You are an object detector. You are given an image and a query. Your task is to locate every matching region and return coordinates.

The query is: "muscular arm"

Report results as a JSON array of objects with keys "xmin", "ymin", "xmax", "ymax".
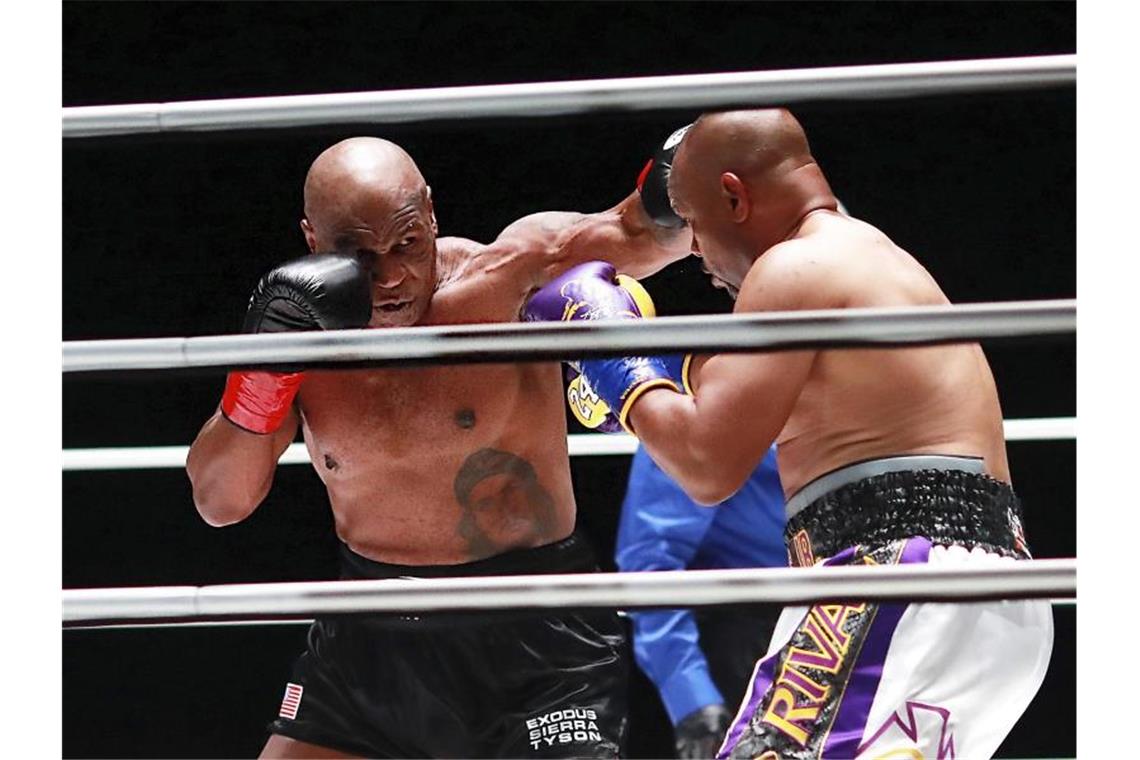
[
  {"xmin": 495, "ymin": 190, "xmax": 693, "ymax": 286},
  {"xmin": 626, "ymin": 246, "xmax": 826, "ymax": 505},
  {"xmin": 185, "ymin": 407, "xmax": 299, "ymax": 526}
]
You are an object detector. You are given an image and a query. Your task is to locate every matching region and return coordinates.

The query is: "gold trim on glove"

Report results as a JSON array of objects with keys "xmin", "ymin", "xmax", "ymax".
[{"xmin": 617, "ymin": 378, "xmax": 680, "ymax": 434}]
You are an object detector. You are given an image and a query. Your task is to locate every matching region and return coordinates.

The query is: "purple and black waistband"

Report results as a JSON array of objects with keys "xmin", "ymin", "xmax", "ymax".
[{"xmin": 784, "ymin": 455, "xmax": 1030, "ymax": 567}]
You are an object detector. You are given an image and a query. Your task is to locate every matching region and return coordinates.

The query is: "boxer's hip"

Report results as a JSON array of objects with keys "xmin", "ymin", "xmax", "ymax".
[
  {"xmin": 338, "ymin": 529, "xmax": 599, "ymax": 580},
  {"xmin": 783, "ymin": 454, "xmax": 1030, "ymax": 567},
  {"xmin": 332, "ymin": 530, "xmax": 605, "ymax": 629}
]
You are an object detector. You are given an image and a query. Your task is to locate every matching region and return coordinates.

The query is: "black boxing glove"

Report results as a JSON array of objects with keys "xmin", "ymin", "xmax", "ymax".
[
  {"xmin": 240, "ymin": 253, "xmax": 372, "ymax": 333},
  {"xmin": 221, "ymin": 254, "xmax": 371, "ymax": 433},
  {"xmin": 636, "ymin": 123, "xmax": 693, "ymax": 229},
  {"xmin": 674, "ymin": 703, "xmax": 732, "ymax": 760}
]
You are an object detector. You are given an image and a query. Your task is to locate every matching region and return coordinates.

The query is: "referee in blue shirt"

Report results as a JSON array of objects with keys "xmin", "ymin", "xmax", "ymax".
[{"xmin": 616, "ymin": 444, "xmax": 786, "ymax": 759}]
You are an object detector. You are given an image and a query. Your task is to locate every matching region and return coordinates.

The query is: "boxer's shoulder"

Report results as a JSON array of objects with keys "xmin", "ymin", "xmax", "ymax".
[
  {"xmin": 424, "ymin": 237, "xmax": 539, "ymax": 323},
  {"xmin": 494, "ymin": 210, "xmax": 593, "ymax": 248},
  {"xmin": 741, "ymin": 237, "xmax": 846, "ymax": 312},
  {"xmin": 747, "ymin": 219, "xmax": 933, "ymax": 312},
  {"xmin": 801, "ymin": 216, "xmax": 949, "ymax": 307},
  {"xmin": 435, "ymin": 236, "xmax": 484, "ymax": 283},
  {"xmin": 492, "ymin": 209, "xmax": 634, "ymax": 275},
  {"xmin": 798, "ymin": 210, "xmax": 894, "ymax": 258}
]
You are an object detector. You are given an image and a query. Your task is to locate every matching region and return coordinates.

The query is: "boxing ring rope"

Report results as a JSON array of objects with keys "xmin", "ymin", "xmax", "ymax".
[
  {"xmin": 71, "ymin": 602, "xmax": 1075, "ymax": 632},
  {"xmin": 63, "ymin": 559, "xmax": 1075, "ymax": 626},
  {"xmin": 61, "ymin": 417, "xmax": 1075, "ymax": 471},
  {"xmin": 62, "ymin": 54, "xmax": 1075, "ymax": 138},
  {"xmin": 63, "ymin": 299, "xmax": 1075, "ymax": 374}
]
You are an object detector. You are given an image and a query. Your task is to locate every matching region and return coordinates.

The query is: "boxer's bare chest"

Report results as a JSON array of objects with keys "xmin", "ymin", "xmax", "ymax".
[
  {"xmin": 292, "ymin": 261, "xmax": 576, "ymax": 561},
  {"xmin": 294, "ymin": 246, "xmax": 562, "ymax": 481},
  {"xmin": 297, "ymin": 362, "xmax": 528, "ymax": 469}
]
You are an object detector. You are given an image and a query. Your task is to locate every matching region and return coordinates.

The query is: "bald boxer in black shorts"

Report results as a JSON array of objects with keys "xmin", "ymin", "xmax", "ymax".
[{"xmin": 187, "ymin": 130, "xmax": 694, "ymax": 758}]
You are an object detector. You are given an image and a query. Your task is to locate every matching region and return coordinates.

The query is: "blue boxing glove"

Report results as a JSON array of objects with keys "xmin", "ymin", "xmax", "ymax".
[
  {"xmin": 566, "ymin": 351, "xmax": 693, "ymax": 433},
  {"xmin": 524, "ymin": 261, "xmax": 690, "ymax": 432},
  {"xmin": 564, "ymin": 366, "xmax": 625, "ymax": 433}
]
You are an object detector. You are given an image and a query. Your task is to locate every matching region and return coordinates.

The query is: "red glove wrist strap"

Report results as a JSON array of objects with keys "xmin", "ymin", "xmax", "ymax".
[{"xmin": 220, "ymin": 371, "xmax": 303, "ymax": 434}]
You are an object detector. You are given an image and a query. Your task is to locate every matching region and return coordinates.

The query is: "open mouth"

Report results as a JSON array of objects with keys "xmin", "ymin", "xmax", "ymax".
[
  {"xmin": 373, "ymin": 299, "xmax": 412, "ymax": 314},
  {"xmin": 370, "ymin": 298, "xmax": 417, "ymax": 326}
]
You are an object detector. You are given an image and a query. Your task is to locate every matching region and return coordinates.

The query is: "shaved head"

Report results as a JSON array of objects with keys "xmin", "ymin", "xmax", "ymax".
[
  {"xmin": 304, "ymin": 137, "xmax": 428, "ymax": 231},
  {"xmin": 668, "ymin": 109, "xmax": 836, "ymax": 289},
  {"xmin": 675, "ymin": 109, "xmax": 815, "ymax": 189},
  {"xmin": 299, "ymin": 137, "xmax": 440, "ymax": 328}
]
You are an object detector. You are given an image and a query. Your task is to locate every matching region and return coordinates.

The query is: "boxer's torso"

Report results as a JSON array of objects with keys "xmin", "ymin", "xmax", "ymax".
[
  {"xmin": 769, "ymin": 213, "xmax": 1009, "ymax": 496},
  {"xmin": 295, "ymin": 236, "xmax": 576, "ymax": 565}
]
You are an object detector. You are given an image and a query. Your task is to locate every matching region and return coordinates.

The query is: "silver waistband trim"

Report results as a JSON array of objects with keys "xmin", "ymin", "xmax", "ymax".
[{"xmin": 785, "ymin": 455, "xmax": 986, "ymax": 520}]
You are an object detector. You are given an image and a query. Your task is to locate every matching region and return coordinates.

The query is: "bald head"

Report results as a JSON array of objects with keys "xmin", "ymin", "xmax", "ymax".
[
  {"xmin": 673, "ymin": 109, "xmax": 817, "ymax": 196},
  {"xmin": 668, "ymin": 109, "xmax": 836, "ymax": 288},
  {"xmin": 303, "ymin": 137, "xmax": 428, "ymax": 230},
  {"xmin": 298, "ymin": 137, "xmax": 441, "ymax": 328}
]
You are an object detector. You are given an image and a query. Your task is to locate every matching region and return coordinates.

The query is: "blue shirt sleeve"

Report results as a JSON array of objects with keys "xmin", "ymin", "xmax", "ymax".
[{"xmin": 615, "ymin": 448, "xmax": 725, "ymax": 725}]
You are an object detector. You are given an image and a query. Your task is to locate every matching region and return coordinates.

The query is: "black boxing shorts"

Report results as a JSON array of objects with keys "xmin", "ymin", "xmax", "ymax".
[{"xmin": 267, "ymin": 532, "xmax": 629, "ymax": 758}]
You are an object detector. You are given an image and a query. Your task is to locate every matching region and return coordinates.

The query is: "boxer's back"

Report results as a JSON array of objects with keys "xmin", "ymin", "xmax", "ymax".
[
  {"xmin": 295, "ymin": 236, "xmax": 577, "ymax": 565},
  {"xmin": 770, "ymin": 212, "xmax": 1009, "ymax": 495}
]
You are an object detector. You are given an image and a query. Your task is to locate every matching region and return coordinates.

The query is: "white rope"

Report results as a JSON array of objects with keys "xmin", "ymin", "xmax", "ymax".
[
  {"xmin": 999, "ymin": 416, "xmax": 1076, "ymax": 441},
  {"xmin": 62, "ymin": 300, "xmax": 1075, "ymax": 374},
  {"xmin": 61, "ymin": 417, "xmax": 1075, "ymax": 471},
  {"xmin": 63, "ymin": 559, "xmax": 1074, "ymax": 624},
  {"xmin": 65, "ymin": 596, "xmax": 1078, "ymax": 631},
  {"xmin": 62, "ymin": 55, "xmax": 1075, "ymax": 138}
]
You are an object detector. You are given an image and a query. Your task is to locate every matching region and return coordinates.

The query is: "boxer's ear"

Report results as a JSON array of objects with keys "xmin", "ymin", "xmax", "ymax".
[
  {"xmin": 719, "ymin": 172, "xmax": 750, "ymax": 223},
  {"xmin": 300, "ymin": 218, "xmax": 318, "ymax": 253},
  {"xmin": 425, "ymin": 185, "xmax": 439, "ymax": 235}
]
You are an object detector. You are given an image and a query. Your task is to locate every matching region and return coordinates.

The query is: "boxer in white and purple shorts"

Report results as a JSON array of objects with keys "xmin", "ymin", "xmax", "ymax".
[{"xmin": 717, "ymin": 456, "xmax": 1054, "ymax": 760}]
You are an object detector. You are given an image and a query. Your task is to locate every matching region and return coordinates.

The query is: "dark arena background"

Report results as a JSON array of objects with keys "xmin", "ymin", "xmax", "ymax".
[{"xmin": 62, "ymin": 3, "xmax": 1075, "ymax": 758}]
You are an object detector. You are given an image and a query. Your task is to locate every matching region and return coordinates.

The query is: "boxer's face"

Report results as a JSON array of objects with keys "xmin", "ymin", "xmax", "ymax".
[
  {"xmin": 304, "ymin": 186, "xmax": 439, "ymax": 328},
  {"xmin": 688, "ymin": 229, "xmax": 742, "ymax": 300},
  {"xmin": 669, "ymin": 161, "xmax": 746, "ymax": 297}
]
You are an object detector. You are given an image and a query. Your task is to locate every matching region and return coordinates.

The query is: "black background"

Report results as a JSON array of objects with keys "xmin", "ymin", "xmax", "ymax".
[{"xmin": 62, "ymin": 3, "xmax": 1075, "ymax": 758}]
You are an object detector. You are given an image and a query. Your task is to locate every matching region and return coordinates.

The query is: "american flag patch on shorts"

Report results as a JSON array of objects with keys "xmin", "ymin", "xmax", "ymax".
[{"xmin": 278, "ymin": 683, "xmax": 303, "ymax": 720}]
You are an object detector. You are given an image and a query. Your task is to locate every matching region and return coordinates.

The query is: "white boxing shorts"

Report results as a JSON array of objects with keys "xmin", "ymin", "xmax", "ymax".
[{"xmin": 717, "ymin": 537, "xmax": 1053, "ymax": 759}]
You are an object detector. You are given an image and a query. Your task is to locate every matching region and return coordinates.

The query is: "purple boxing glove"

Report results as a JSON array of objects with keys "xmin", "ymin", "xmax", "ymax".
[{"xmin": 524, "ymin": 261, "xmax": 681, "ymax": 432}]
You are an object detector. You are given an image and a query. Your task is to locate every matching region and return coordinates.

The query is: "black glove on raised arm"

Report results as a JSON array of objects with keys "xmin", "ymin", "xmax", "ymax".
[
  {"xmin": 220, "ymin": 253, "xmax": 371, "ymax": 434},
  {"xmin": 636, "ymin": 123, "xmax": 693, "ymax": 229}
]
